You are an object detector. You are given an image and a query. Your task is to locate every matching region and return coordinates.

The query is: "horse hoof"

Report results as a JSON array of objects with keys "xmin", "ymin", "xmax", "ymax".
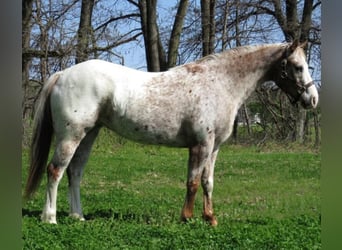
[
  {"xmin": 180, "ymin": 217, "xmax": 189, "ymax": 223},
  {"xmin": 69, "ymin": 213, "xmax": 85, "ymax": 221},
  {"xmin": 203, "ymin": 214, "xmax": 218, "ymax": 226},
  {"xmin": 41, "ymin": 213, "xmax": 57, "ymax": 224},
  {"xmin": 210, "ymin": 218, "xmax": 218, "ymax": 227}
]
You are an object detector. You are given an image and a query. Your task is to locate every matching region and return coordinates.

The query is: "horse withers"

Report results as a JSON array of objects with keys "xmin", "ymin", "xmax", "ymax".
[{"xmin": 24, "ymin": 41, "xmax": 318, "ymax": 225}]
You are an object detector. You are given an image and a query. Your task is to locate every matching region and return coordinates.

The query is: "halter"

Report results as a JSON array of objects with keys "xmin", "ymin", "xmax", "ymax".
[{"xmin": 279, "ymin": 58, "xmax": 314, "ymax": 104}]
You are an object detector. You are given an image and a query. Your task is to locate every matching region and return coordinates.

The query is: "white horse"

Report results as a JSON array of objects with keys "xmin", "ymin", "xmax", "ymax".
[{"xmin": 24, "ymin": 41, "xmax": 318, "ymax": 226}]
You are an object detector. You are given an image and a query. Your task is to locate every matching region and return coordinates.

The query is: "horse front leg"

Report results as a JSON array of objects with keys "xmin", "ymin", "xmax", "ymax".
[
  {"xmin": 181, "ymin": 145, "xmax": 202, "ymax": 222},
  {"xmin": 181, "ymin": 140, "xmax": 214, "ymax": 223},
  {"xmin": 201, "ymin": 149, "xmax": 219, "ymax": 226}
]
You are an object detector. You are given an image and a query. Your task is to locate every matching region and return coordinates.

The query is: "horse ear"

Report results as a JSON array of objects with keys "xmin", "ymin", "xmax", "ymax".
[
  {"xmin": 299, "ymin": 40, "xmax": 308, "ymax": 48},
  {"xmin": 289, "ymin": 40, "xmax": 299, "ymax": 53}
]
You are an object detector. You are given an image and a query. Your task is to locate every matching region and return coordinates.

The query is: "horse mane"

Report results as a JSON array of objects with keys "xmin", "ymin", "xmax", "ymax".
[
  {"xmin": 196, "ymin": 43, "xmax": 289, "ymax": 64},
  {"xmin": 170, "ymin": 43, "xmax": 289, "ymax": 72},
  {"xmin": 208, "ymin": 43, "xmax": 289, "ymax": 62}
]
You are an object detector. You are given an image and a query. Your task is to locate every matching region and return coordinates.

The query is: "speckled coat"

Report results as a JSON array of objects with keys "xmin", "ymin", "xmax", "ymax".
[{"xmin": 25, "ymin": 43, "xmax": 318, "ymax": 225}]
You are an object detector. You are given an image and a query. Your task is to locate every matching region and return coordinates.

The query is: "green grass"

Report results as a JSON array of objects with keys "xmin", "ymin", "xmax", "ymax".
[{"xmin": 22, "ymin": 129, "xmax": 320, "ymax": 249}]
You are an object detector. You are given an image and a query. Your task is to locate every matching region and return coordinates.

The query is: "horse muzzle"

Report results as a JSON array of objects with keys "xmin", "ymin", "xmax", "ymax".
[{"xmin": 299, "ymin": 81, "xmax": 319, "ymax": 109}]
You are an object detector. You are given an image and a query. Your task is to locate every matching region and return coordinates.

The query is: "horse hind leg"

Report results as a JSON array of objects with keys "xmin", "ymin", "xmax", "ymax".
[
  {"xmin": 67, "ymin": 126, "xmax": 100, "ymax": 221},
  {"xmin": 201, "ymin": 148, "xmax": 219, "ymax": 226},
  {"xmin": 41, "ymin": 137, "xmax": 84, "ymax": 224}
]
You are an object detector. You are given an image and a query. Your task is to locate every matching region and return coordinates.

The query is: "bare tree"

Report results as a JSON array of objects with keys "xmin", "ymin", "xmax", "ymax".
[
  {"xmin": 137, "ymin": 0, "xmax": 189, "ymax": 71},
  {"xmin": 138, "ymin": 0, "xmax": 162, "ymax": 71},
  {"xmin": 167, "ymin": 0, "xmax": 189, "ymax": 68},
  {"xmin": 76, "ymin": 0, "xmax": 95, "ymax": 63},
  {"xmin": 22, "ymin": 0, "xmax": 34, "ymax": 119},
  {"xmin": 201, "ymin": 0, "xmax": 216, "ymax": 56}
]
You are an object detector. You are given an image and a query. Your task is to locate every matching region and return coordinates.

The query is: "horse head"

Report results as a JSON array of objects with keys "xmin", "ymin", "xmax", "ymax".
[{"xmin": 275, "ymin": 40, "xmax": 319, "ymax": 109}]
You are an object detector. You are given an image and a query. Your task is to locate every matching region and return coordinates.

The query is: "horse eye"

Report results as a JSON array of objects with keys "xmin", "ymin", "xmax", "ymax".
[{"xmin": 295, "ymin": 66, "xmax": 303, "ymax": 73}]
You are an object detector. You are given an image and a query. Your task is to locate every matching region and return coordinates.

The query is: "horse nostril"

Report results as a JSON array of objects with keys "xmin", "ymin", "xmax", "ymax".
[{"xmin": 311, "ymin": 96, "xmax": 317, "ymax": 108}]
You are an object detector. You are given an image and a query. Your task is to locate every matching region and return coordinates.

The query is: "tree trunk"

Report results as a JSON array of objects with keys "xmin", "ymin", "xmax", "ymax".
[
  {"xmin": 146, "ymin": 0, "xmax": 160, "ymax": 71},
  {"xmin": 221, "ymin": 1, "xmax": 229, "ymax": 50},
  {"xmin": 313, "ymin": 109, "xmax": 320, "ymax": 147},
  {"xmin": 243, "ymin": 104, "xmax": 251, "ymax": 136},
  {"xmin": 22, "ymin": 0, "xmax": 34, "ymax": 119},
  {"xmin": 139, "ymin": 0, "xmax": 149, "ymax": 68},
  {"xmin": 139, "ymin": 0, "xmax": 165, "ymax": 71},
  {"xmin": 37, "ymin": 1, "xmax": 48, "ymax": 85},
  {"xmin": 285, "ymin": 0, "xmax": 299, "ymax": 40},
  {"xmin": 201, "ymin": 0, "xmax": 215, "ymax": 57},
  {"xmin": 76, "ymin": 0, "xmax": 95, "ymax": 64},
  {"xmin": 209, "ymin": 0, "xmax": 216, "ymax": 53},
  {"xmin": 139, "ymin": 0, "xmax": 189, "ymax": 71},
  {"xmin": 300, "ymin": 0, "xmax": 314, "ymax": 44},
  {"xmin": 167, "ymin": 0, "xmax": 189, "ymax": 68},
  {"xmin": 296, "ymin": 108, "xmax": 306, "ymax": 143}
]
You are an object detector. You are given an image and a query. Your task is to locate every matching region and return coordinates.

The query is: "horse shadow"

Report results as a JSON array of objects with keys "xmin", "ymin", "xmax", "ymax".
[
  {"xmin": 22, "ymin": 208, "xmax": 69, "ymax": 220},
  {"xmin": 22, "ymin": 208, "xmax": 150, "ymax": 223}
]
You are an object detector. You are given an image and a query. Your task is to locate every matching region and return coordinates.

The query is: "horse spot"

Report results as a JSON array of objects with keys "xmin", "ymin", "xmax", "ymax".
[
  {"xmin": 185, "ymin": 64, "xmax": 205, "ymax": 74},
  {"xmin": 30, "ymin": 43, "xmax": 317, "ymax": 226},
  {"xmin": 47, "ymin": 163, "xmax": 59, "ymax": 181}
]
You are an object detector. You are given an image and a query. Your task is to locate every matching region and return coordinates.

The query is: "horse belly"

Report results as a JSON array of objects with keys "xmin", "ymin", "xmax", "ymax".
[{"xmin": 104, "ymin": 115, "xmax": 188, "ymax": 147}]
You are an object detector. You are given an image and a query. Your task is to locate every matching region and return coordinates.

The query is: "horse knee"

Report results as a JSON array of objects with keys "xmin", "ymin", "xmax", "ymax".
[{"xmin": 187, "ymin": 180, "xmax": 200, "ymax": 194}]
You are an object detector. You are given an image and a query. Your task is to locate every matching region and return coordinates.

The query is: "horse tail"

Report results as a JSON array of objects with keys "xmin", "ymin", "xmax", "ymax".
[{"xmin": 24, "ymin": 72, "xmax": 61, "ymax": 199}]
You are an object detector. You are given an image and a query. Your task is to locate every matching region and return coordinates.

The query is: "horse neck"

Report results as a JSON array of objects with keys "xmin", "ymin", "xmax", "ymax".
[{"xmin": 211, "ymin": 44, "xmax": 286, "ymax": 104}]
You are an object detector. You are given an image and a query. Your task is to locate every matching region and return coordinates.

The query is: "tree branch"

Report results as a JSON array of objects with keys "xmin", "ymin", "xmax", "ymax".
[
  {"xmin": 22, "ymin": 49, "xmax": 64, "ymax": 59},
  {"xmin": 312, "ymin": 0, "xmax": 321, "ymax": 11},
  {"xmin": 126, "ymin": 0, "xmax": 139, "ymax": 8},
  {"xmin": 94, "ymin": 13, "xmax": 141, "ymax": 32},
  {"xmin": 88, "ymin": 31, "xmax": 143, "ymax": 53}
]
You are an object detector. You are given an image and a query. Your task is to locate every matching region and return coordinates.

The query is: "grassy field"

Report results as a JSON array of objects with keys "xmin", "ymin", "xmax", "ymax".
[{"xmin": 22, "ymin": 129, "xmax": 320, "ymax": 249}]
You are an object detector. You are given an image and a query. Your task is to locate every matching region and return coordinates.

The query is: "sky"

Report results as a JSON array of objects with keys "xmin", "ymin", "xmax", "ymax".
[
  {"xmin": 110, "ymin": 0, "xmax": 320, "ymax": 85},
  {"xmin": 109, "ymin": 1, "xmax": 178, "ymax": 70},
  {"xmin": 31, "ymin": 0, "xmax": 319, "ymax": 82}
]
